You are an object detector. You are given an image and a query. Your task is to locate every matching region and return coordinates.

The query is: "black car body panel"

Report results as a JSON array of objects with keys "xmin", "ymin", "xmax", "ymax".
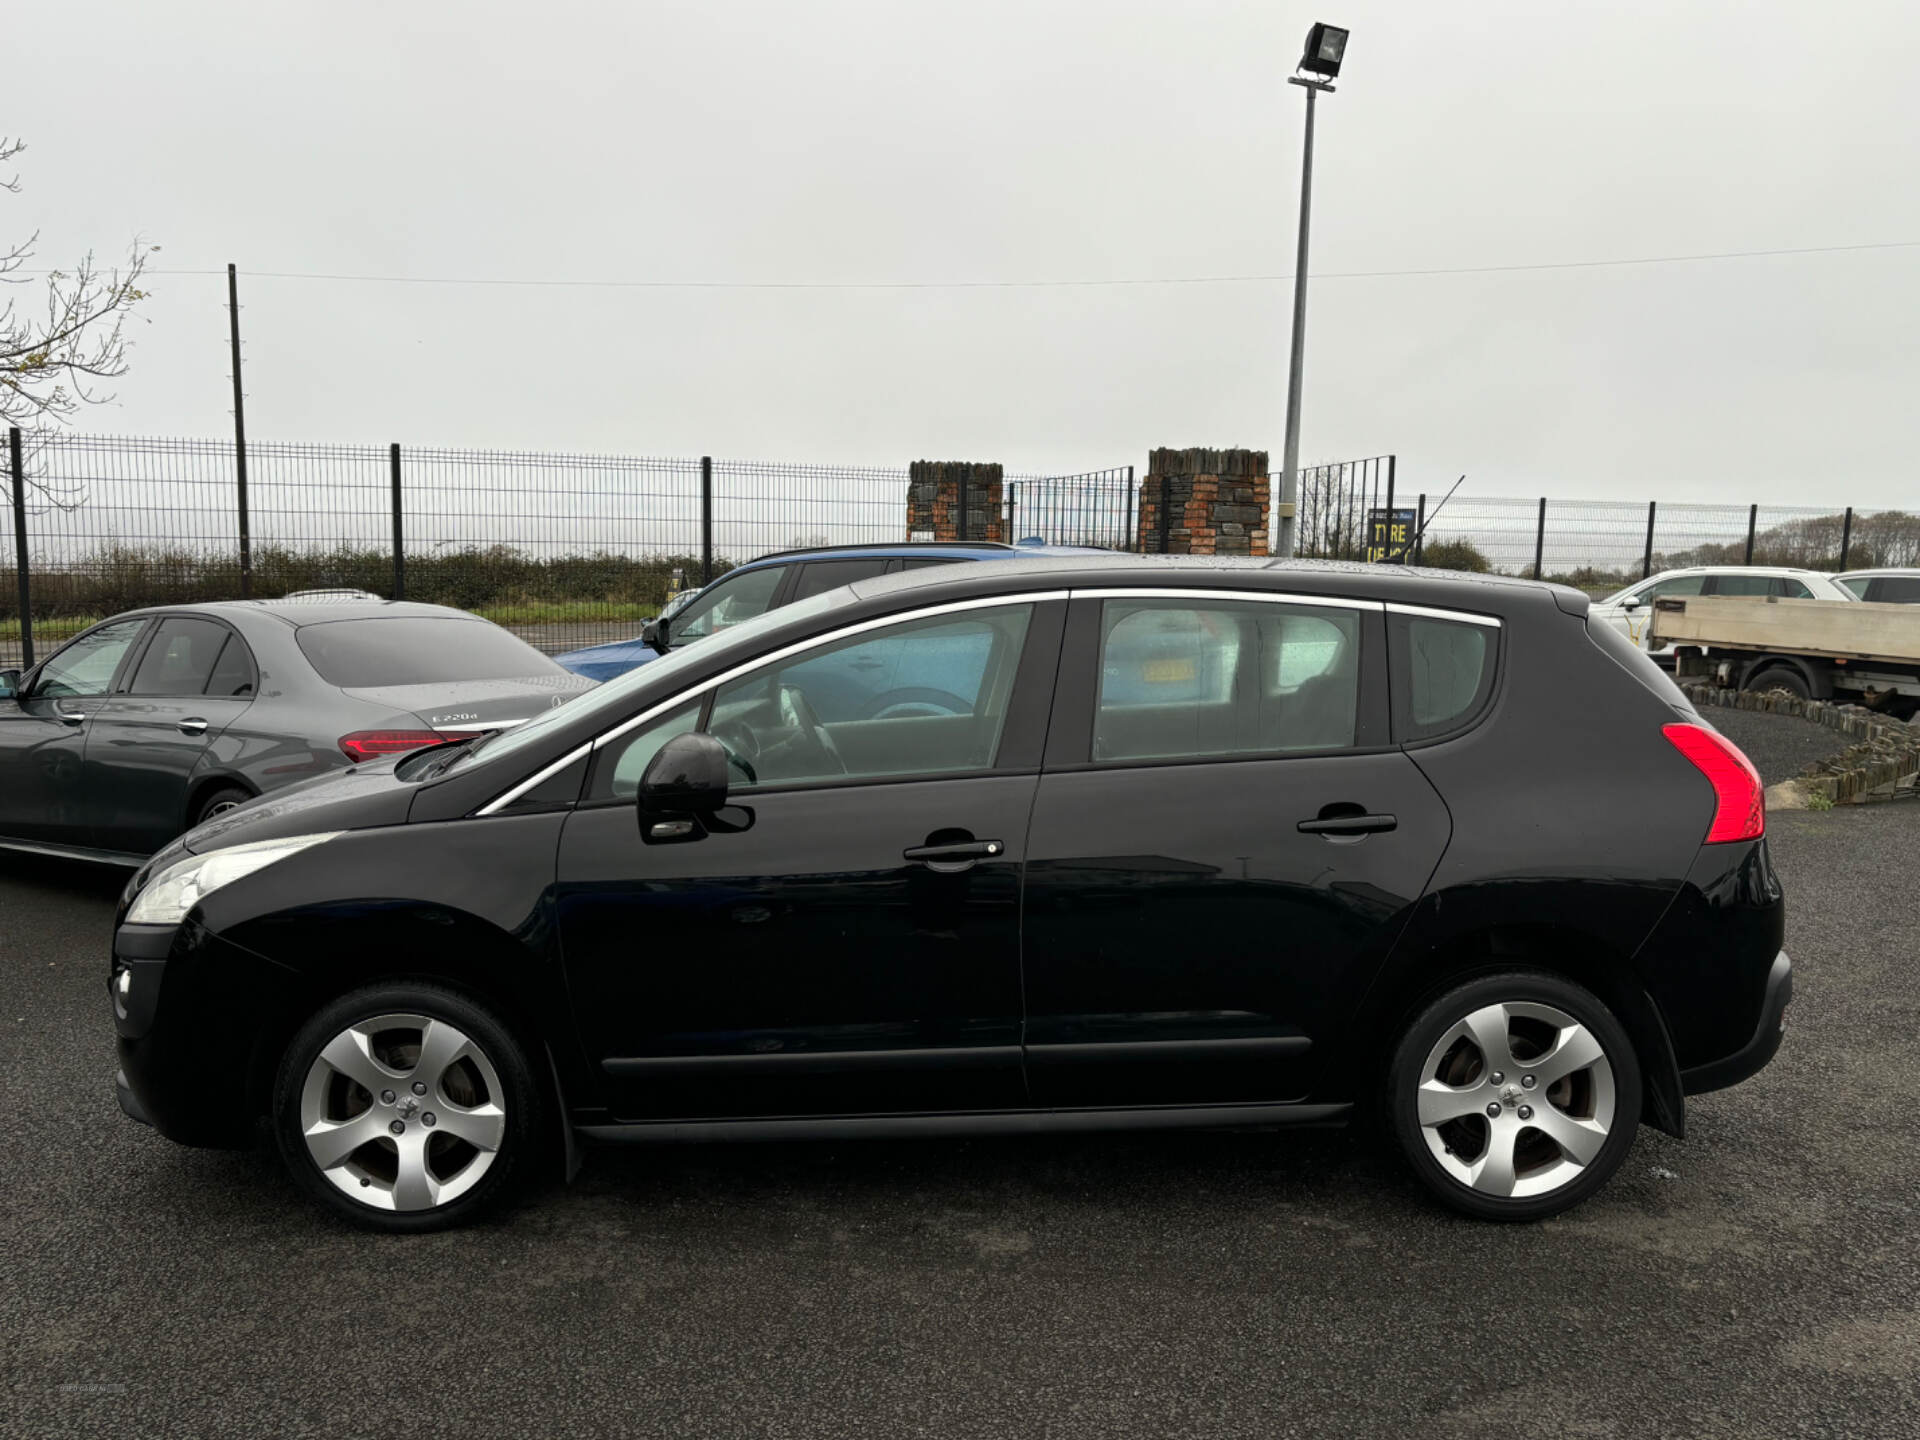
[{"xmin": 109, "ymin": 557, "xmax": 1789, "ymax": 1172}]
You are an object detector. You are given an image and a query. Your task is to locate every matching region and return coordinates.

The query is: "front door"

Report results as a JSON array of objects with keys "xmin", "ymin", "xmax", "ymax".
[
  {"xmin": 1021, "ymin": 593, "xmax": 1452, "ymax": 1107},
  {"xmin": 555, "ymin": 598, "xmax": 1063, "ymax": 1121},
  {"xmin": 0, "ymin": 619, "xmax": 151, "ymax": 849},
  {"xmin": 84, "ymin": 616, "xmax": 257, "ymax": 854}
]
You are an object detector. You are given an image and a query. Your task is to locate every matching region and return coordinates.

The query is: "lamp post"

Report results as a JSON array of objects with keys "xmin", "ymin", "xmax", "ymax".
[{"xmin": 1276, "ymin": 22, "xmax": 1348, "ymax": 559}]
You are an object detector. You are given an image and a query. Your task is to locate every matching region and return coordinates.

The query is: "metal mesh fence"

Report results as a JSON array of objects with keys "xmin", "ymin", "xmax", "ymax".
[
  {"xmin": 2, "ymin": 434, "xmax": 1143, "ymax": 665},
  {"xmin": 6, "ymin": 431, "xmax": 1915, "ymax": 667},
  {"xmin": 1004, "ymin": 468, "xmax": 1135, "ymax": 550}
]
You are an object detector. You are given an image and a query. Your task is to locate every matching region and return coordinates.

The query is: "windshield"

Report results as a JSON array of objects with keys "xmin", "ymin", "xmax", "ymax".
[{"xmin": 465, "ymin": 587, "xmax": 845, "ymax": 771}]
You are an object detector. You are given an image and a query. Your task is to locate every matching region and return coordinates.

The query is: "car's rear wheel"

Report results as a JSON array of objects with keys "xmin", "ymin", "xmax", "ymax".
[
  {"xmin": 272, "ymin": 983, "xmax": 541, "ymax": 1232},
  {"xmin": 192, "ymin": 784, "xmax": 253, "ymax": 828},
  {"xmin": 1387, "ymin": 972, "xmax": 1641, "ymax": 1221}
]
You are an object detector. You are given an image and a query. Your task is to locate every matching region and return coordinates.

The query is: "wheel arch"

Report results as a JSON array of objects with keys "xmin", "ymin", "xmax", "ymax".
[
  {"xmin": 1736, "ymin": 654, "xmax": 1829, "ymax": 699},
  {"xmin": 231, "ymin": 906, "xmax": 587, "ymax": 1177},
  {"xmin": 183, "ymin": 771, "xmax": 257, "ymax": 831},
  {"xmin": 1347, "ymin": 920, "xmax": 1686, "ymax": 1139}
]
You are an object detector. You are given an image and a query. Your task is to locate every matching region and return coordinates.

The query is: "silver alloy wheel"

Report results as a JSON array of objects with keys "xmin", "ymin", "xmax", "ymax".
[
  {"xmin": 298, "ymin": 1012, "xmax": 507, "ymax": 1212},
  {"xmin": 1415, "ymin": 1000, "xmax": 1616, "ymax": 1199},
  {"xmin": 202, "ymin": 800, "xmax": 243, "ymax": 819}
]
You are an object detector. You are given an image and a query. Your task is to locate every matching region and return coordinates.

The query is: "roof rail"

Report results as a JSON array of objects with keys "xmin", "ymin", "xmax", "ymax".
[{"xmin": 747, "ymin": 540, "xmax": 1018, "ymax": 563}]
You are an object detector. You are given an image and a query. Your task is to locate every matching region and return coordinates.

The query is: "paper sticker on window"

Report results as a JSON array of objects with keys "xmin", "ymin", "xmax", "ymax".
[{"xmin": 1143, "ymin": 657, "xmax": 1196, "ymax": 685}]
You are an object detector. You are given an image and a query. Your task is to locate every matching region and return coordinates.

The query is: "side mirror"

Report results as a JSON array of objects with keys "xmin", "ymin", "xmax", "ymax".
[
  {"xmin": 1620, "ymin": 597, "xmax": 1641, "ymax": 612},
  {"xmin": 637, "ymin": 732, "xmax": 730, "ymax": 842},
  {"xmin": 641, "ymin": 617, "xmax": 669, "ymax": 656},
  {"xmin": 0, "ymin": 668, "xmax": 19, "ymax": 700}
]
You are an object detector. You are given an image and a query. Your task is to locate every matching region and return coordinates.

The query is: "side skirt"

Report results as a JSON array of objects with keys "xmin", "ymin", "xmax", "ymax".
[
  {"xmin": 577, "ymin": 1101, "xmax": 1352, "ymax": 1146},
  {"xmin": 0, "ymin": 836, "xmax": 146, "ymax": 868}
]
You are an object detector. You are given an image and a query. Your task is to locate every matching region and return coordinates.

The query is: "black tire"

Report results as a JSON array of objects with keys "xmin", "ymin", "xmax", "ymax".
[
  {"xmin": 272, "ymin": 982, "xmax": 544, "ymax": 1233},
  {"xmin": 191, "ymin": 784, "xmax": 254, "ymax": 829},
  {"xmin": 1386, "ymin": 971, "xmax": 1642, "ymax": 1222},
  {"xmin": 1744, "ymin": 665, "xmax": 1811, "ymax": 701}
]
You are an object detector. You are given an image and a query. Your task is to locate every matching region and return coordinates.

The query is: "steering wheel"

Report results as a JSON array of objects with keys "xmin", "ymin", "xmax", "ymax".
[
  {"xmin": 710, "ymin": 718, "xmax": 760, "ymax": 784},
  {"xmin": 777, "ymin": 685, "xmax": 846, "ymax": 776},
  {"xmin": 858, "ymin": 686, "xmax": 972, "ymax": 721}
]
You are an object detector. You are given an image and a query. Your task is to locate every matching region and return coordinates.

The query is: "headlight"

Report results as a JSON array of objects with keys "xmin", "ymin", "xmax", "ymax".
[{"xmin": 127, "ymin": 832, "xmax": 342, "ymax": 926}]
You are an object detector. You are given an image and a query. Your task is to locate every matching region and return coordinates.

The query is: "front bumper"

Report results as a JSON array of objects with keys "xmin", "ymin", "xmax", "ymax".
[{"xmin": 1680, "ymin": 950, "xmax": 1792, "ymax": 1095}]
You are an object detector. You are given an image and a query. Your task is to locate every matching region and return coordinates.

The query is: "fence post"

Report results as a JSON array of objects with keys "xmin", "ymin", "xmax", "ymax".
[
  {"xmin": 1006, "ymin": 482, "xmax": 1018, "ymax": 542},
  {"xmin": 1123, "ymin": 466, "xmax": 1135, "ymax": 552},
  {"xmin": 1413, "ymin": 493, "xmax": 1426, "ymax": 566},
  {"xmin": 1643, "ymin": 500, "xmax": 1656, "ymax": 580},
  {"xmin": 1839, "ymin": 507, "xmax": 1853, "ymax": 571},
  {"xmin": 1744, "ymin": 503, "xmax": 1758, "ymax": 565},
  {"xmin": 8, "ymin": 427, "xmax": 31, "ymax": 670},
  {"xmin": 389, "ymin": 443, "xmax": 405, "ymax": 601},
  {"xmin": 1383, "ymin": 455, "xmax": 1397, "ymax": 560},
  {"xmin": 227, "ymin": 263, "xmax": 252, "ymax": 599},
  {"xmin": 957, "ymin": 470, "xmax": 970, "ymax": 542},
  {"xmin": 1532, "ymin": 497, "xmax": 1547, "ymax": 581},
  {"xmin": 700, "ymin": 456, "xmax": 713, "ymax": 582}
]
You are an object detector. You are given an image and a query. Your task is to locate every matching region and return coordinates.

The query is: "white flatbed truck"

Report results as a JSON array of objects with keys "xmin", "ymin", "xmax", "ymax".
[{"xmin": 1650, "ymin": 594, "xmax": 1920, "ymax": 721}]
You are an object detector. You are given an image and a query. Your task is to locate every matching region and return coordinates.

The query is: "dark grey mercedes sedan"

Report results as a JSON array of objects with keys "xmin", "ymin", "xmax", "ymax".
[{"xmin": 0, "ymin": 596, "xmax": 594, "ymax": 864}]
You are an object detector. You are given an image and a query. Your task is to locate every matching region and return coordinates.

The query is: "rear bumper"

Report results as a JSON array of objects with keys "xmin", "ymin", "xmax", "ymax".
[{"xmin": 1680, "ymin": 950, "xmax": 1792, "ymax": 1095}]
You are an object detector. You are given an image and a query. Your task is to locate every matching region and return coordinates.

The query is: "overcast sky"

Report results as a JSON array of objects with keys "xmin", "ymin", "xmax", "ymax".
[{"xmin": 11, "ymin": 0, "xmax": 1919, "ymax": 505}]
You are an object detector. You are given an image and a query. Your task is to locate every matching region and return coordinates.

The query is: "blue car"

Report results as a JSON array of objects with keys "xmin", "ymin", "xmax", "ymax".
[{"xmin": 555, "ymin": 541, "xmax": 1105, "ymax": 685}]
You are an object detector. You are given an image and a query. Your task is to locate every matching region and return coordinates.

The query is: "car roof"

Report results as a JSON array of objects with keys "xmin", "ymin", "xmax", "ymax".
[
  {"xmin": 845, "ymin": 553, "xmax": 1590, "ymax": 617},
  {"xmin": 1648, "ymin": 565, "xmax": 1834, "ymax": 578},
  {"xmin": 1837, "ymin": 567, "xmax": 1920, "ymax": 579},
  {"xmin": 115, "ymin": 597, "xmax": 483, "ymax": 629},
  {"xmin": 735, "ymin": 540, "xmax": 1108, "ymax": 568}
]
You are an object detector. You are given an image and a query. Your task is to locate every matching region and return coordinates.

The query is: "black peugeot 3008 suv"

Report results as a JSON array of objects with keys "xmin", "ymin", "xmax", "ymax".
[{"xmin": 110, "ymin": 557, "xmax": 1789, "ymax": 1230}]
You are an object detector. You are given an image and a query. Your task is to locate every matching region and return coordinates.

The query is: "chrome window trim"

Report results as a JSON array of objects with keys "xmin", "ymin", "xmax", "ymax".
[
  {"xmin": 1383, "ymin": 602, "xmax": 1502, "ymax": 628},
  {"xmin": 1078, "ymin": 588, "xmax": 1383, "ymax": 613},
  {"xmin": 475, "ymin": 590, "xmax": 1071, "ymax": 815}
]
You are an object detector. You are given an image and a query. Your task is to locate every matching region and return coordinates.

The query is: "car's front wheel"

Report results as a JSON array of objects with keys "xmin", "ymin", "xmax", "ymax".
[
  {"xmin": 1387, "ymin": 972, "xmax": 1642, "ymax": 1221},
  {"xmin": 272, "ymin": 983, "xmax": 542, "ymax": 1231}
]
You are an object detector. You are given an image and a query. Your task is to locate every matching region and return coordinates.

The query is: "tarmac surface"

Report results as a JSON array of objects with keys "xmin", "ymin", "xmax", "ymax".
[{"xmin": 3, "ymin": 709, "xmax": 1915, "ymax": 1439}]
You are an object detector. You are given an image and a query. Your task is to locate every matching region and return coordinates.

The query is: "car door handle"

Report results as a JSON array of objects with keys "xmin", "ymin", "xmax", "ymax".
[
  {"xmin": 54, "ymin": 705, "xmax": 86, "ymax": 726},
  {"xmin": 1297, "ymin": 813, "xmax": 1397, "ymax": 836},
  {"xmin": 177, "ymin": 718, "xmax": 209, "ymax": 736},
  {"xmin": 903, "ymin": 839, "xmax": 1004, "ymax": 872}
]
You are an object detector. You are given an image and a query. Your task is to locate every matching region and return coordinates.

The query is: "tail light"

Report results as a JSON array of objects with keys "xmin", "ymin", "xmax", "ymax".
[
  {"xmin": 1662, "ymin": 722, "xmax": 1765, "ymax": 843},
  {"xmin": 339, "ymin": 729, "xmax": 445, "ymax": 764}
]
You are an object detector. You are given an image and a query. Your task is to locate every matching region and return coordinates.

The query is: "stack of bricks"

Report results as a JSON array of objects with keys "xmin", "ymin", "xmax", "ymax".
[
  {"xmin": 1135, "ymin": 448, "xmax": 1270, "ymax": 556},
  {"xmin": 906, "ymin": 461, "xmax": 1005, "ymax": 542}
]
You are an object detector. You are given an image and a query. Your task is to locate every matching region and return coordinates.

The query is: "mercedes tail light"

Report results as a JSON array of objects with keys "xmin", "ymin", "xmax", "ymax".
[
  {"xmin": 1662, "ymin": 722, "xmax": 1765, "ymax": 844},
  {"xmin": 338, "ymin": 730, "xmax": 445, "ymax": 764}
]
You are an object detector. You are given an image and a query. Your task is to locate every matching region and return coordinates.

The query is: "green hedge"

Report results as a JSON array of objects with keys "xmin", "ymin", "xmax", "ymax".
[{"xmin": 0, "ymin": 543, "xmax": 732, "ymax": 621}]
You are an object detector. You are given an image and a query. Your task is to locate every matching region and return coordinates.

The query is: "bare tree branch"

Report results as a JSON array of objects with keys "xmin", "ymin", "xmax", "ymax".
[{"xmin": 2, "ymin": 137, "xmax": 156, "ymax": 505}]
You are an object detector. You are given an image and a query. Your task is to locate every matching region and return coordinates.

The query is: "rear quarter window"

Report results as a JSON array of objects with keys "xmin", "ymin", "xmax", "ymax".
[
  {"xmin": 1390, "ymin": 613, "xmax": 1501, "ymax": 743},
  {"xmin": 296, "ymin": 617, "xmax": 562, "ymax": 687}
]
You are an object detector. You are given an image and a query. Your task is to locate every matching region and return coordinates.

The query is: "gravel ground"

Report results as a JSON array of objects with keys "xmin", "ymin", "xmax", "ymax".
[
  {"xmin": 1707, "ymin": 705, "xmax": 1856, "ymax": 785},
  {"xmin": 3, "ymin": 788, "xmax": 1917, "ymax": 1438}
]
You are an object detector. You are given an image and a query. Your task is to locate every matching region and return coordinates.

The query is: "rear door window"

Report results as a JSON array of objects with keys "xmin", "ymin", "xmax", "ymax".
[
  {"xmin": 1091, "ymin": 599, "xmax": 1363, "ymax": 762},
  {"xmin": 296, "ymin": 618, "xmax": 559, "ymax": 687},
  {"xmin": 1389, "ymin": 612, "xmax": 1501, "ymax": 743},
  {"xmin": 127, "ymin": 618, "xmax": 236, "ymax": 696},
  {"xmin": 1708, "ymin": 574, "xmax": 1774, "ymax": 597},
  {"xmin": 1869, "ymin": 577, "xmax": 1920, "ymax": 604},
  {"xmin": 1777, "ymin": 578, "xmax": 1814, "ymax": 599}
]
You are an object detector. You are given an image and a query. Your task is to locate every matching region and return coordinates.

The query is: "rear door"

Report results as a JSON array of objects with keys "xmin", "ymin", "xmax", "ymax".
[
  {"xmin": 1020, "ymin": 590, "xmax": 1453, "ymax": 1107},
  {"xmin": 83, "ymin": 616, "xmax": 257, "ymax": 854}
]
